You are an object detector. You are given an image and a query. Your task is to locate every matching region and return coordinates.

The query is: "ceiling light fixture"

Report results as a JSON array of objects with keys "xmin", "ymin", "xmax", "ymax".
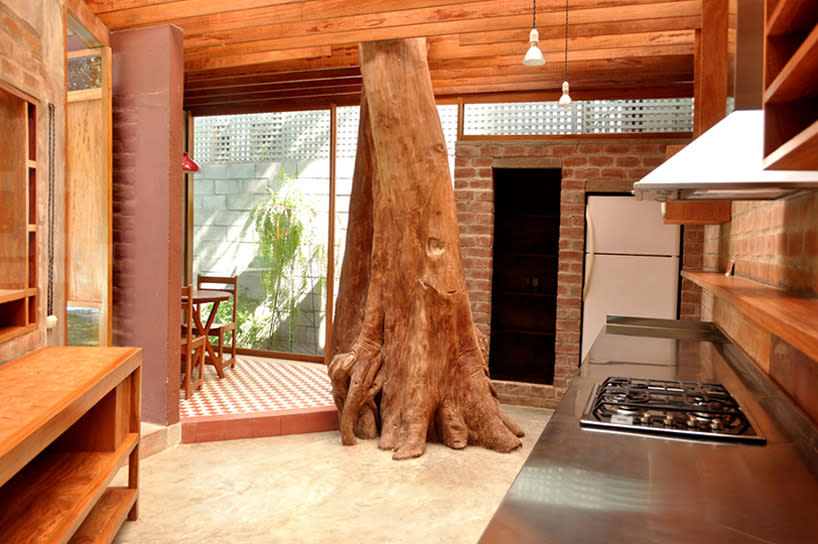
[
  {"xmin": 523, "ymin": 0, "xmax": 545, "ymax": 66},
  {"xmin": 558, "ymin": 0, "xmax": 572, "ymax": 107},
  {"xmin": 182, "ymin": 152, "xmax": 200, "ymax": 172}
]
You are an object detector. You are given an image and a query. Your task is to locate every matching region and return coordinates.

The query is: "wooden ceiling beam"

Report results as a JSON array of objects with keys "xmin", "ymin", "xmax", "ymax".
[
  {"xmin": 185, "ymin": 79, "xmax": 362, "ymax": 101},
  {"xmin": 184, "ymin": 46, "xmax": 333, "ymax": 72},
  {"xmin": 430, "ymin": 30, "xmax": 694, "ymax": 60},
  {"xmin": 180, "ymin": 1, "xmax": 696, "ymax": 57},
  {"xmin": 185, "ymin": 46, "xmax": 360, "ymax": 76},
  {"xmin": 460, "ymin": 15, "xmax": 701, "ymax": 46},
  {"xmin": 184, "ymin": 69, "xmax": 362, "ymax": 93}
]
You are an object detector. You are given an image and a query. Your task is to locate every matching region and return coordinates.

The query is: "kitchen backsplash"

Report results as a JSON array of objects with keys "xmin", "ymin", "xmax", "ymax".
[{"xmin": 698, "ymin": 191, "xmax": 818, "ymax": 427}]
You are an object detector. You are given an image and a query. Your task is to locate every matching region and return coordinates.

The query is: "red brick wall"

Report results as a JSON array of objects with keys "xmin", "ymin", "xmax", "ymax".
[
  {"xmin": 699, "ymin": 191, "xmax": 818, "ymax": 425},
  {"xmin": 679, "ymin": 225, "xmax": 704, "ymax": 320},
  {"xmin": 703, "ymin": 194, "xmax": 818, "ymax": 293},
  {"xmin": 454, "ymin": 138, "xmax": 684, "ymax": 407}
]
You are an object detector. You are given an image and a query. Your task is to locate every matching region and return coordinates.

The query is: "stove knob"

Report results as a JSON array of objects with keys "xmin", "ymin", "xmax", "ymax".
[
  {"xmin": 664, "ymin": 413, "xmax": 675, "ymax": 427},
  {"xmin": 710, "ymin": 418, "xmax": 723, "ymax": 431},
  {"xmin": 686, "ymin": 415, "xmax": 697, "ymax": 428}
]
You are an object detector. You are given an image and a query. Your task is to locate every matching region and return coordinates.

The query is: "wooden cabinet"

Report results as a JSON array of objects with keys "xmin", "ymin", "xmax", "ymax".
[
  {"xmin": 489, "ymin": 169, "xmax": 559, "ymax": 385},
  {"xmin": 0, "ymin": 346, "xmax": 141, "ymax": 543},
  {"xmin": 763, "ymin": 0, "xmax": 818, "ymax": 169},
  {"xmin": 0, "ymin": 82, "xmax": 38, "ymax": 342}
]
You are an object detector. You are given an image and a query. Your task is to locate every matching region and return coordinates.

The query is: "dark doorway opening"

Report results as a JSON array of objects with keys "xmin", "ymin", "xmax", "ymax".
[{"xmin": 489, "ymin": 168, "xmax": 560, "ymax": 385}]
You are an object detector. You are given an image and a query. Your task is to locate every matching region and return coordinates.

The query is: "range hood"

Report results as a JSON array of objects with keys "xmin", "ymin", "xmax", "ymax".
[
  {"xmin": 632, "ymin": 0, "xmax": 818, "ymax": 202},
  {"xmin": 632, "ymin": 110, "xmax": 818, "ymax": 201}
]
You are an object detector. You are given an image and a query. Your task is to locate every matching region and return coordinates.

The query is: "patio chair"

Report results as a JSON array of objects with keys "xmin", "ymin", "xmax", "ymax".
[
  {"xmin": 181, "ymin": 284, "xmax": 205, "ymax": 399},
  {"xmin": 197, "ymin": 274, "xmax": 238, "ymax": 371}
]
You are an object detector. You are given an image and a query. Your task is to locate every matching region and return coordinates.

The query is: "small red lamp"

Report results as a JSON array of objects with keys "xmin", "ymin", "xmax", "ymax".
[{"xmin": 182, "ymin": 152, "xmax": 200, "ymax": 172}]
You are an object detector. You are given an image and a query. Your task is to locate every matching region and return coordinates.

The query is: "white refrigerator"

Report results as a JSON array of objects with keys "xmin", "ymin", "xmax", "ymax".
[{"xmin": 581, "ymin": 195, "xmax": 681, "ymax": 361}]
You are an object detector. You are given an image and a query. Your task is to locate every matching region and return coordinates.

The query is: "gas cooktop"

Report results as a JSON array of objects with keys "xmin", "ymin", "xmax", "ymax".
[{"xmin": 580, "ymin": 376, "xmax": 765, "ymax": 444}]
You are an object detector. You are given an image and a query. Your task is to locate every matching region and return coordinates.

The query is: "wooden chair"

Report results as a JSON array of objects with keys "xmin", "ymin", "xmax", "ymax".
[
  {"xmin": 181, "ymin": 284, "xmax": 206, "ymax": 399},
  {"xmin": 197, "ymin": 274, "xmax": 238, "ymax": 371}
]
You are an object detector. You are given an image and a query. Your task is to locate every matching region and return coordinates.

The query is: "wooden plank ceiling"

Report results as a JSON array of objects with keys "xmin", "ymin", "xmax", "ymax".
[{"xmin": 84, "ymin": 0, "xmax": 701, "ymax": 116}]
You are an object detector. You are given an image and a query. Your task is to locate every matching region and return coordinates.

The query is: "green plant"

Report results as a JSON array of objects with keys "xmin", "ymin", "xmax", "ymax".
[{"xmin": 243, "ymin": 171, "xmax": 327, "ymax": 352}]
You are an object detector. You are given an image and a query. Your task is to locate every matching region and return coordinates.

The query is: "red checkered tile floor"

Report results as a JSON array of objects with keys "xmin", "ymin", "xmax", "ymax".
[{"xmin": 180, "ymin": 356, "xmax": 335, "ymax": 419}]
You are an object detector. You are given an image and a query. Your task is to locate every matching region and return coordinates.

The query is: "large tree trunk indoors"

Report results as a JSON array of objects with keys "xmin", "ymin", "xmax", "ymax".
[{"xmin": 328, "ymin": 38, "xmax": 524, "ymax": 460}]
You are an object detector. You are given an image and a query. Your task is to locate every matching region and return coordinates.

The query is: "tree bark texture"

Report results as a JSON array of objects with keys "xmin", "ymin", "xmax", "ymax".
[{"xmin": 329, "ymin": 38, "xmax": 523, "ymax": 460}]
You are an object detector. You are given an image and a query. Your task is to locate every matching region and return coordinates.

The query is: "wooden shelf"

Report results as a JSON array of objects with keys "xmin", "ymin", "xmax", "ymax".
[
  {"xmin": 0, "ymin": 289, "xmax": 27, "ymax": 304},
  {"xmin": 0, "ymin": 347, "xmax": 141, "ymax": 543},
  {"xmin": 0, "ymin": 324, "xmax": 37, "ymax": 344},
  {"xmin": 763, "ymin": 0, "xmax": 818, "ymax": 170},
  {"xmin": 0, "ymin": 435, "xmax": 137, "ymax": 543},
  {"xmin": 69, "ymin": 487, "xmax": 138, "ymax": 544},
  {"xmin": 763, "ymin": 118, "xmax": 818, "ymax": 170},
  {"xmin": 767, "ymin": 0, "xmax": 818, "ymax": 37},
  {"xmin": 764, "ymin": 25, "xmax": 818, "ymax": 104},
  {"xmin": 682, "ymin": 271, "xmax": 818, "ymax": 362}
]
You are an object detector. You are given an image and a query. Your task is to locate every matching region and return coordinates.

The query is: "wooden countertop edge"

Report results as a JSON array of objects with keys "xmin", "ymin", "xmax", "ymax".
[{"xmin": 682, "ymin": 270, "xmax": 818, "ymax": 362}]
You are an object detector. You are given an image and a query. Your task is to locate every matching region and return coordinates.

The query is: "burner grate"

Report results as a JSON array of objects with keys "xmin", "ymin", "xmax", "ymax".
[{"xmin": 580, "ymin": 377, "xmax": 765, "ymax": 444}]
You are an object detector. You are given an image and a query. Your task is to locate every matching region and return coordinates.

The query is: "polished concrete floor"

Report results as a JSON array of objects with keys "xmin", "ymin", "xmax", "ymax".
[{"xmin": 113, "ymin": 405, "xmax": 551, "ymax": 544}]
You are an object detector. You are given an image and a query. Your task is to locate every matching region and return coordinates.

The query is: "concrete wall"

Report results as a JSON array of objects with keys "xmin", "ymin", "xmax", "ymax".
[
  {"xmin": 0, "ymin": 0, "xmax": 66, "ymax": 363},
  {"xmin": 192, "ymin": 157, "xmax": 354, "ymax": 355},
  {"xmin": 111, "ymin": 25, "xmax": 184, "ymax": 425}
]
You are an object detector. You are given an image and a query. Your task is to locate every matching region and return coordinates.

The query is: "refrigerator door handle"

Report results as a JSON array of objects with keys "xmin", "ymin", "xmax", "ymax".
[{"xmin": 583, "ymin": 203, "xmax": 594, "ymax": 301}]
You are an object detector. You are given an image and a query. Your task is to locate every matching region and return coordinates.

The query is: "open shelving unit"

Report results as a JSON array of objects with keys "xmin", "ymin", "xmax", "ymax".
[
  {"xmin": 489, "ymin": 169, "xmax": 560, "ymax": 385},
  {"xmin": 763, "ymin": 0, "xmax": 818, "ymax": 170},
  {"xmin": 0, "ymin": 346, "xmax": 142, "ymax": 543},
  {"xmin": 0, "ymin": 81, "xmax": 38, "ymax": 343}
]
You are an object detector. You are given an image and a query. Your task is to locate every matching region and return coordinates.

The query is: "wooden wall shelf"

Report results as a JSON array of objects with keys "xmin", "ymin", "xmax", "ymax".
[
  {"xmin": 763, "ymin": 0, "xmax": 818, "ymax": 170},
  {"xmin": 0, "ymin": 346, "xmax": 142, "ymax": 543},
  {"xmin": 0, "ymin": 83, "xmax": 38, "ymax": 342},
  {"xmin": 682, "ymin": 270, "xmax": 818, "ymax": 362}
]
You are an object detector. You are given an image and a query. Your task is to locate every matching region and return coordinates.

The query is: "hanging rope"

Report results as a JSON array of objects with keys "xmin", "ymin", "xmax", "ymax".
[
  {"xmin": 563, "ymin": 0, "xmax": 569, "ymax": 82},
  {"xmin": 533, "ymin": 0, "xmax": 537, "ymax": 29},
  {"xmin": 47, "ymin": 103, "xmax": 56, "ymax": 317}
]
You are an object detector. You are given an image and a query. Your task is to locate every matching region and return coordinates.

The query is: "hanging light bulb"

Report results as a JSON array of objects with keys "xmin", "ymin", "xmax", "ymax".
[
  {"xmin": 523, "ymin": 0, "xmax": 545, "ymax": 66},
  {"xmin": 559, "ymin": 81, "xmax": 572, "ymax": 107},
  {"xmin": 558, "ymin": 0, "xmax": 572, "ymax": 107}
]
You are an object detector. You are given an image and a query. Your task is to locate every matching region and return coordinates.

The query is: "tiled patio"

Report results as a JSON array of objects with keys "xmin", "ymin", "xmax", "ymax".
[{"xmin": 180, "ymin": 357, "xmax": 338, "ymax": 443}]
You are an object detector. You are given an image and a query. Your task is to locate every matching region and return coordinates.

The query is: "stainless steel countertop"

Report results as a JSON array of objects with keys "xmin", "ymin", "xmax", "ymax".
[{"xmin": 480, "ymin": 317, "xmax": 818, "ymax": 544}]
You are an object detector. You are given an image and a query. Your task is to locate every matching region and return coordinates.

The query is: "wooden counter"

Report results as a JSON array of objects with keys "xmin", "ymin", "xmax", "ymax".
[
  {"xmin": 0, "ymin": 346, "xmax": 142, "ymax": 544},
  {"xmin": 682, "ymin": 271, "xmax": 818, "ymax": 362}
]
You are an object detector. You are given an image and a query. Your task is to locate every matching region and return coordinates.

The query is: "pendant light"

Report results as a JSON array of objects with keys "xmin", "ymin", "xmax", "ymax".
[
  {"xmin": 558, "ymin": 0, "xmax": 572, "ymax": 107},
  {"xmin": 523, "ymin": 0, "xmax": 545, "ymax": 66},
  {"xmin": 182, "ymin": 151, "xmax": 200, "ymax": 172}
]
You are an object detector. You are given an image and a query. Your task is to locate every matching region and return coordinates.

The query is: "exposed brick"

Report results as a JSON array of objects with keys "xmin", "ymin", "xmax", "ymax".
[
  {"xmin": 589, "ymin": 156, "xmax": 614, "ymax": 167},
  {"xmin": 552, "ymin": 144, "xmax": 577, "ymax": 156},
  {"xmin": 573, "ymin": 167, "xmax": 601, "ymax": 179},
  {"xmin": 563, "ymin": 156, "xmax": 588, "ymax": 167},
  {"xmin": 604, "ymin": 144, "xmax": 631, "ymax": 154},
  {"xmin": 577, "ymin": 143, "xmax": 603, "ymax": 154},
  {"xmin": 615, "ymin": 156, "xmax": 640, "ymax": 167},
  {"xmin": 600, "ymin": 167, "xmax": 627, "ymax": 179}
]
